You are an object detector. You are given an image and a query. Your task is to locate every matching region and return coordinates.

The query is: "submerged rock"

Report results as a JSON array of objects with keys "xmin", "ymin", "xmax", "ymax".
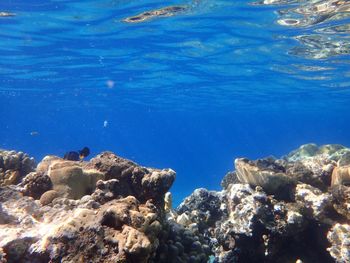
[
  {"xmin": 175, "ymin": 143, "xmax": 350, "ymax": 262},
  {"xmin": 39, "ymin": 190, "xmax": 59, "ymax": 206},
  {"xmin": 87, "ymin": 151, "xmax": 175, "ymax": 203},
  {"xmin": 177, "ymin": 188, "xmax": 224, "ymax": 229},
  {"xmin": 48, "ymin": 160, "xmax": 104, "ymax": 199},
  {"xmin": 0, "ymin": 150, "xmax": 176, "ymax": 263},
  {"xmin": 330, "ymin": 185, "xmax": 350, "ymax": 221},
  {"xmin": 332, "ymin": 165, "xmax": 350, "ymax": 186},
  {"xmin": 0, "ymin": 150, "xmax": 35, "ymax": 187},
  {"xmin": 20, "ymin": 172, "xmax": 52, "ymax": 200},
  {"xmin": 1, "ymin": 143, "xmax": 350, "ymax": 262},
  {"xmin": 295, "ymin": 183, "xmax": 334, "ymax": 224},
  {"xmin": 234, "ymin": 157, "xmax": 295, "ymax": 198},
  {"xmin": 285, "ymin": 143, "xmax": 346, "ymax": 162},
  {"xmin": 327, "ymin": 223, "xmax": 350, "ymax": 263},
  {"xmin": 220, "ymin": 171, "xmax": 238, "ymax": 190}
]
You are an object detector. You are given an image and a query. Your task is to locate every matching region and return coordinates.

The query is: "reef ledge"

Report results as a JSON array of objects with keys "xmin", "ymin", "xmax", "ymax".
[{"xmin": 1, "ymin": 144, "xmax": 350, "ymax": 263}]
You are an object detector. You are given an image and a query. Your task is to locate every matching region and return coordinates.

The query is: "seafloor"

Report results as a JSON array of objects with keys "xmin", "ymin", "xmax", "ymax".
[{"xmin": 1, "ymin": 143, "xmax": 350, "ymax": 263}]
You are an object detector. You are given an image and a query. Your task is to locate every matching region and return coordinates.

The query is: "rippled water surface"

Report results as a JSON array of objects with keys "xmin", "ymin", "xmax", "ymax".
[{"xmin": 1, "ymin": 0, "xmax": 350, "ymax": 203}]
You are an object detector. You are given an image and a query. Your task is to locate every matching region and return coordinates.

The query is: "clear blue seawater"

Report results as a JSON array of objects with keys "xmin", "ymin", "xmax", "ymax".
[{"xmin": 1, "ymin": 0, "xmax": 350, "ymax": 205}]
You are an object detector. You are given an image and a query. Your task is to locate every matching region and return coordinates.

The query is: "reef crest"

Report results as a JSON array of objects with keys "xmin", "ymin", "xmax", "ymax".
[{"xmin": 1, "ymin": 143, "xmax": 350, "ymax": 262}]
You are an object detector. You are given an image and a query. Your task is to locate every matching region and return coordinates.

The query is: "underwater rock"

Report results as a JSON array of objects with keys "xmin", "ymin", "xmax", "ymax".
[
  {"xmin": 177, "ymin": 188, "xmax": 225, "ymax": 229},
  {"xmin": 285, "ymin": 143, "xmax": 346, "ymax": 161},
  {"xmin": 331, "ymin": 165, "xmax": 350, "ymax": 186},
  {"xmin": 330, "ymin": 185, "xmax": 350, "ymax": 220},
  {"xmin": 35, "ymin": 155, "xmax": 61, "ymax": 174},
  {"xmin": 338, "ymin": 151, "xmax": 350, "ymax": 166},
  {"xmin": 0, "ymin": 187, "xmax": 164, "ymax": 263},
  {"xmin": 46, "ymin": 160, "xmax": 105, "ymax": 199},
  {"xmin": 0, "ymin": 149, "xmax": 178, "ymax": 263},
  {"xmin": 286, "ymin": 143, "xmax": 320, "ymax": 160},
  {"xmin": 234, "ymin": 157, "xmax": 295, "ymax": 198},
  {"xmin": 87, "ymin": 151, "xmax": 175, "ymax": 203},
  {"xmin": 173, "ymin": 144, "xmax": 350, "ymax": 262},
  {"xmin": 1, "ymin": 144, "xmax": 350, "ymax": 262},
  {"xmin": 123, "ymin": 6, "xmax": 187, "ymax": 23},
  {"xmin": 164, "ymin": 192, "xmax": 173, "ymax": 213},
  {"xmin": 224, "ymin": 183, "xmax": 268, "ymax": 235},
  {"xmin": 0, "ymin": 188, "xmax": 162, "ymax": 262},
  {"xmin": 220, "ymin": 171, "xmax": 239, "ymax": 190},
  {"xmin": 327, "ymin": 223, "xmax": 350, "ymax": 263},
  {"xmin": 154, "ymin": 219, "xmax": 211, "ymax": 263},
  {"xmin": 39, "ymin": 190, "xmax": 59, "ymax": 206},
  {"xmin": 285, "ymin": 159, "xmax": 333, "ymax": 191},
  {"xmin": 282, "ymin": 143, "xmax": 350, "ymax": 190},
  {"xmin": 20, "ymin": 172, "xmax": 52, "ymax": 200},
  {"xmin": 295, "ymin": 183, "xmax": 334, "ymax": 224},
  {"xmin": 0, "ymin": 150, "xmax": 35, "ymax": 186}
]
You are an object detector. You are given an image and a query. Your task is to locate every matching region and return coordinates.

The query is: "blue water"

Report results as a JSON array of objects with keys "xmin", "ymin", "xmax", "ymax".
[{"xmin": 1, "ymin": 0, "xmax": 350, "ymax": 205}]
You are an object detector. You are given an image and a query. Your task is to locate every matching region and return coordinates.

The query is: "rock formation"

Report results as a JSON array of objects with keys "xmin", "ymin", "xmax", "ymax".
[
  {"xmin": 0, "ymin": 150, "xmax": 176, "ymax": 263},
  {"xmin": 1, "ymin": 143, "xmax": 350, "ymax": 262},
  {"xmin": 173, "ymin": 144, "xmax": 350, "ymax": 262},
  {"xmin": 0, "ymin": 150, "xmax": 35, "ymax": 187}
]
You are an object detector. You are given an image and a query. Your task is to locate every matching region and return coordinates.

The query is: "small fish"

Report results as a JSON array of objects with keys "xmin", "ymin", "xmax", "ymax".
[
  {"xmin": 106, "ymin": 80, "xmax": 115, "ymax": 89},
  {"xmin": 30, "ymin": 131, "xmax": 39, "ymax": 136},
  {"xmin": 103, "ymin": 120, "xmax": 108, "ymax": 128},
  {"xmin": 0, "ymin": 12, "xmax": 16, "ymax": 17},
  {"xmin": 63, "ymin": 147, "xmax": 90, "ymax": 161}
]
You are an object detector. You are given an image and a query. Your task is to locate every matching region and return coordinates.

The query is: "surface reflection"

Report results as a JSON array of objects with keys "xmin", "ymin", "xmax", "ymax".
[{"xmin": 254, "ymin": 0, "xmax": 350, "ymax": 60}]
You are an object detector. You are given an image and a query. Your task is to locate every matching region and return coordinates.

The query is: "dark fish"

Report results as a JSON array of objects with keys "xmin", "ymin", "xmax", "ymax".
[
  {"xmin": 63, "ymin": 151, "xmax": 80, "ymax": 161},
  {"xmin": 78, "ymin": 147, "xmax": 90, "ymax": 159},
  {"xmin": 63, "ymin": 147, "xmax": 90, "ymax": 161}
]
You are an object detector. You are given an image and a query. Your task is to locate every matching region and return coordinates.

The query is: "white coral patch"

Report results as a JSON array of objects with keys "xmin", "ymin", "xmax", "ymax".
[{"xmin": 327, "ymin": 223, "xmax": 350, "ymax": 262}]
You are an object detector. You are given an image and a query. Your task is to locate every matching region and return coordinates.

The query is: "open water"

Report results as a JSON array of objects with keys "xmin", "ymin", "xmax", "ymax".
[{"xmin": 1, "ymin": 0, "xmax": 350, "ymax": 204}]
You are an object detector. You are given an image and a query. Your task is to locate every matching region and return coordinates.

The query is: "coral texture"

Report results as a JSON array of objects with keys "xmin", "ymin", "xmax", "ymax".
[
  {"xmin": 1, "ymin": 144, "xmax": 350, "ymax": 263},
  {"xmin": 0, "ymin": 150, "xmax": 35, "ymax": 187},
  {"xmin": 0, "ymin": 150, "xmax": 175, "ymax": 263}
]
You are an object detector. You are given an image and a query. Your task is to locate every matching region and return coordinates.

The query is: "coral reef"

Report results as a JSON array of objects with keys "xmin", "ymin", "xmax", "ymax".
[
  {"xmin": 173, "ymin": 143, "xmax": 350, "ymax": 262},
  {"xmin": 0, "ymin": 150, "xmax": 35, "ymax": 187},
  {"xmin": 1, "ymin": 143, "xmax": 350, "ymax": 262},
  {"xmin": 0, "ymin": 150, "xmax": 175, "ymax": 263},
  {"xmin": 327, "ymin": 223, "xmax": 350, "ymax": 263}
]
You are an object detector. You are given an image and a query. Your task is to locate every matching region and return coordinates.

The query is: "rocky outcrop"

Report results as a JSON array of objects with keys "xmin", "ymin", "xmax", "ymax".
[
  {"xmin": 0, "ymin": 150, "xmax": 35, "ymax": 187},
  {"xmin": 234, "ymin": 157, "xmax": 295, "ymax": 199},
  {"xmin": 220, "ymin": 171, "xmax": 238, "ymax": 190},
  {"xmin": 332, "ymin": 165, "xmax": 350, "ymax": 186},
  {"xmin": 330, "ymin": 185, "xmax": 350, "ymax": 221},
  {"xmin": 86, "ymin": 152, "xmax": 175, "ymax": 203},
  {"xmin": 1, "ymin": 144, "xmax": 350, "ymax": 263},
  {"xmin": 172, "ymin": 144, "xmax": 350, "ymax": 263},
  {"xmin": 0, "ymin": 186, "xmax": 163, "ymax": 263},
  {"xmin": 20, "ymin": 172, "xmax": 52, "ymax": 200},
  {"xmin": 0, "ymin": 149, "xmax": 176, "ymax": 263},
  {"xmin": 327, "ymin": 223, "xmax": 350, "ymax": 263}
]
